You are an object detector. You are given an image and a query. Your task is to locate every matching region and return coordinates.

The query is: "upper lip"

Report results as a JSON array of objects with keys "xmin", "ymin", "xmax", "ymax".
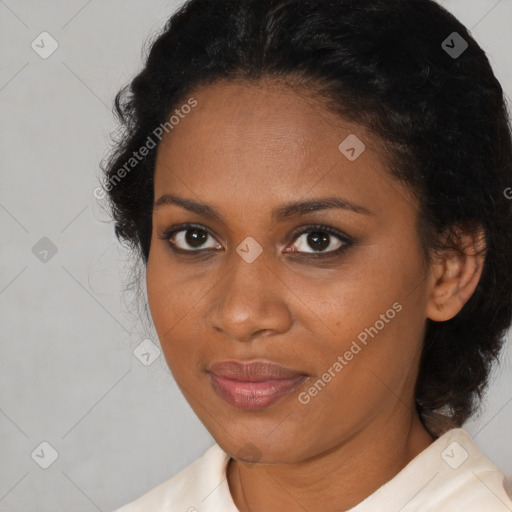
[{"xmin": 207, "ymin": 360, "xmax": 307, "ymax": 382}]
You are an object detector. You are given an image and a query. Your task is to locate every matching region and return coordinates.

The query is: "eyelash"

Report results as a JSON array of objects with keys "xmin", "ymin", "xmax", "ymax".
[{"xmin": 157, "ymin": 223, "xmax": 354, "ymax": 259}]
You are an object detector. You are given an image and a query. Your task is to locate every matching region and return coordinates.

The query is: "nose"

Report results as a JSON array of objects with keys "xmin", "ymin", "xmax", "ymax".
[{"xmin": 205, "ymin": 250, "xmax": 293, "ymax": 343}]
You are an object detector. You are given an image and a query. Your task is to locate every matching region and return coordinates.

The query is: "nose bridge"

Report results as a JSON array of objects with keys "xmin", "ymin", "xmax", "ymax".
[{"xmin": 206, "ymin": 247, "xmax": 292, "ymax": 341}]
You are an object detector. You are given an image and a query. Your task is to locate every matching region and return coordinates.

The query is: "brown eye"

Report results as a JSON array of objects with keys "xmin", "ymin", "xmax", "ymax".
[
  {"xmin": 290, "ymin": 229, "xmax": 345, "ymax": 254},
  {"xmin": 169, "ymin": 227, "xmax": 221, "ymax": 251},
  {"xmin": 185, "ymin": 228, "xmax": 208, "ymax": 248}
]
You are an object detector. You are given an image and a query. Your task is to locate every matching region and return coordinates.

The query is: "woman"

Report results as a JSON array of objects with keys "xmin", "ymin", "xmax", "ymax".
[{"xmin": 103, "ymin": 0, "xmax": 512, "ymax": 510}]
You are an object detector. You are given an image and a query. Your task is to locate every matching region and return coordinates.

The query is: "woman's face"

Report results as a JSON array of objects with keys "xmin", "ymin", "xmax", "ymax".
[{"xmin": 147, "ymin": 79, "xmax": 433, "ymax": 463}]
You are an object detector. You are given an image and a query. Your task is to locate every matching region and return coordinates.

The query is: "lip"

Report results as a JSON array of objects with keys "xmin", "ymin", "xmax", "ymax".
[{"xmin": 207, "ymin": 360, "xmax": 308, "ymax": 410}]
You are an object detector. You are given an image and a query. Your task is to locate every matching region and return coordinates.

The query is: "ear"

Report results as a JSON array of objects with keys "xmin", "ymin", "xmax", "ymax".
[{"xmin": 426, "ymin": 226, "xmax": 486, "ymax": 322}]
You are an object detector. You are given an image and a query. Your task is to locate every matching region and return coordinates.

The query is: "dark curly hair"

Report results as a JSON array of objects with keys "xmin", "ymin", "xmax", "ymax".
[{"xmin": 100, "ymin": 0, "xmax": 512, "ymax": 429}]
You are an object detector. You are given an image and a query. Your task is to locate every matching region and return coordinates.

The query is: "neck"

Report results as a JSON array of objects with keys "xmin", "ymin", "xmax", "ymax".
[{"xmin": 227, "ymin": 410, "xmax": 436, "ymax": 512}]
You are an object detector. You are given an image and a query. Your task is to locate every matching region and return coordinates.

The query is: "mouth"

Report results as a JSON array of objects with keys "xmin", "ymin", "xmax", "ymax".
[{"xmin": 207, "ymin": 360, "xmax": 309, "ymax": 410}]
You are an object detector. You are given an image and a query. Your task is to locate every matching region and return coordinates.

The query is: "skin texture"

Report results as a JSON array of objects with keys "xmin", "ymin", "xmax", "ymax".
[{"xmin": 146, "ymin": 79, "xmax": 485, "ymax": 512}]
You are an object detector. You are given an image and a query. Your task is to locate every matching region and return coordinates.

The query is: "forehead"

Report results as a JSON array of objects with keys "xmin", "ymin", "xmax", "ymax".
[
  {"xmin": 156, "ymin": 78, "xmax": 371, "ymax": 163},
  {"xmin": 153, "ymin": 79, "xmax": 408, "ymax": 218}
]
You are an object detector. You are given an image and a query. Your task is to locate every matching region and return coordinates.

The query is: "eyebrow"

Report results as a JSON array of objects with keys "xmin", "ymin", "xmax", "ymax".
[{"xmin": 153, "ymin": 194, "xmax": 373, "ymax": 221}]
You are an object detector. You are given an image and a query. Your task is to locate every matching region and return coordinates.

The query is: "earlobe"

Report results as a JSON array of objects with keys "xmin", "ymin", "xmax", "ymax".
[{"xmin": 426, "ymin": 227, "xmax": 486, "ymax": 322}]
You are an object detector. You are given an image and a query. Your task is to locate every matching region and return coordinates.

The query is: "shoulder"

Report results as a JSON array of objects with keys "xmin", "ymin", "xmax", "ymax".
[
  {"xmin": 111, "ymin": 442, "xmax": 237, "ymax": 512},
  {"xmin": 350, "ymin": 428, "xmax": 512, "ymax": 512},
  {"xmin": 421, "ymin": 427, "xmax": 512, "ymax": 511},
  {"xmin": 424, "ymin": 428, "xmax": 512, "ymax": 511}
]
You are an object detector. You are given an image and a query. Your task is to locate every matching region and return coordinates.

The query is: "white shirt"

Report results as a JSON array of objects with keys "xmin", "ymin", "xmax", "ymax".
[{"xmin": 113, "ymin": 428, "xmax": 512, "ymax": 511}]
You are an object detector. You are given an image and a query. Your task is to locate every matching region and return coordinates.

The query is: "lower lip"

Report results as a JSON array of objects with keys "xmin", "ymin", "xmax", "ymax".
[{"xmin": 208, "ymin": 373, "xmax": 308, "ymax": 410}]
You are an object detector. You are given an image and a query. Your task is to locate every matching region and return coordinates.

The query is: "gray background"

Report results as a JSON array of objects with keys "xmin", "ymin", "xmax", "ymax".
[{"xmin": 1, "ymin": 1, "xmax": 511, "ymax": 511}]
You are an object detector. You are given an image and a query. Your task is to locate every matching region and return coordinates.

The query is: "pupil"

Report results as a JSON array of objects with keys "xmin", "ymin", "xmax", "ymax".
[
  {"xmin": 186, "ymin": 229, "xmax": 207, "ymax": 247},
  {"xmin": 308, "ymin": 231, "xmax": 329, "ymax": 251}
]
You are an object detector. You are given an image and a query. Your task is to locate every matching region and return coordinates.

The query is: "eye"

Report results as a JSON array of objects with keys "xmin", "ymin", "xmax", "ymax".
[
  {"xmin": 159, "ymin": 224, "xmax": 222, "ymax": 252},
  {"xmin": 158, "ymin": 223, "xmax": 352, "ymax": 257},
  {"xmin": 286, "ymin": 225, "xmax": 350, "ymax": 256}
]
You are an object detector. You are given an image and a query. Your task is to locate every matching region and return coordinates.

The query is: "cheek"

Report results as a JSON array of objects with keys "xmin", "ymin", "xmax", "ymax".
[
  {"xmin": 146, "ymin": 243, "xmax": 197, "ymax": 330},
  {"xmin": 299, "ymin": 238, "xmax": 428, "ymax": 381},
  {"xmin": 146, "ymin": 249, "xmax": 210, "ymax": 377},
  {"xmin": 146, "ymin": 250, "xmax": 186, "ymax": 356},
  {"xmin": 146, "ymin": 251, "xmax": 171, "ymax": 332},
  {"xmin": 300, "ymin": 247, "xmax": 423, "ymax": 343}
]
